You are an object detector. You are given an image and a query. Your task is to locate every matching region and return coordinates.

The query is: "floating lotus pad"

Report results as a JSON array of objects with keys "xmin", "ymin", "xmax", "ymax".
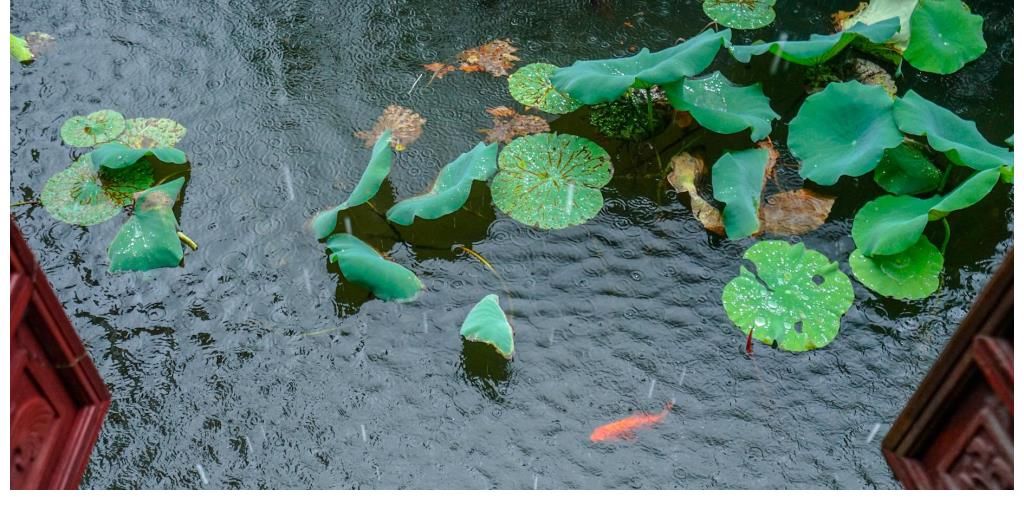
[
  {"xmin": 904, "ymin": 0, "xmax": 986, "ymax": 75},
  {"xmin": 90, "ymin": 141, "xmax": 187, "ymax": 170},
  {"xmin": 40, "ymin": 155, "xmax": 153, "ymax": 226},
  {"xmin": 789, "ymin": 81, "xmax": 903, "ymax": 185},
  {"xmin": 11, "ymin": 33, "xmax": 33, "ymax": 62},
  {"xmin": 108, "ymin": 178, "xmax": 186, "ymax": 272},
  {"xmin": 60, "ymin": 110, "xmax": 127, "ymax": 148},
  {"xmin": 117, "ymin": 118, "xmax": 187, "ymax": 148},
  {"xmin": 508, "ymin": 63, "xmax": 582, "ymax": 114},
  {"xmin": 852, "ymin": 167, "xmax": 1001, "ymax": 256},
  {"xmin": 728, "ymin": 18, "xmax": 899, "ymax": 65},
  {"xmin": 387, "ymin": 142, "xmax": 498, "ymax": 226},
  {"xmin": 849, "ymin": 236, "xmax": 943, "ymax": 300},
  {"xmin": 835, "ymin": 0, "xmax": 915, "ymax": 54},
  {"xmin": 460, "ymin": 294, "xmax": 515, "ymax": 358},
  {"xmin": 894, "ymin": 91, "xmax": 1012, "ymax": 172},
  {"xmin": 711, "ymin": 148, "xmax": 769, "ymax": 239},
  {"xmin": 551, "ymin": 29, "xmax": 731, "ymax": 105},
  {"xmin": 312, "ymin": 130, "xmax": 394, "ymax": 239},
  {"xmin": 663, "ymin": 71, "xmax": 779, "ymax": 142},
  {"xmin": 873, "ymin": 143, "xmax": 943, "ymax": 195},
  {"xmin": 325, "ymin": 233, "xmax": 423, "ymax": 302},
  {"xmin": 702, "ymin": 0, "xmax": 776, "ymax": 30},
  {"xmin": 722, "ymin": 241, "xmax": 854, "ymax": 352},
  {"xmin": 492, "ymin": 133, "xmax": 613, "ymax": 230}
]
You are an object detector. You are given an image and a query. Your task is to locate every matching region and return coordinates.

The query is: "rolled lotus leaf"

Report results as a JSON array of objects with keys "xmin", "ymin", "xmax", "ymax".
[
  {"xmin": 60, "ymin": 110, "xmax": 127, "ymax": 148},
  {"xmin": 722, "ymin": 241, "xmax": 854, "ymax": 352},
  {"xmin": 849, "ymin": 236, "xmax": 943, "ymax": 300},
  {"xmin": 41, "ymin": 155, "xmax": 154, "ymax": 226},
  {"xmin": 663, "ymin": 71, "xmax": 779, "ymax": 142},
  {"xmin": 508, "ymin": 63, "xmax": 582, "ymax": 114},
  {"xmin": 904, "ymin": 0, "xmax": 986, "ymax": 75},
  {"xmin": 711, "ymin": 148, "xmax": 769, "ymax": 239},
  {"xmin": 312, "ymin": 130, "xmax": 394, "ymax": 239},
  {"xmin": 325, "ymin": 233, "xmax": 423, "ymax": 302},
  {"xmin": 893, "ymin": 91, "xmax": 1012, "ymax": 172},
  {"xmin": 702, "ymin": 0, "xmax": 776, "ymax": 30},
  {"xmin": 90, "ymin": 141, "xmax": 187, "ymax": 170},
  {"xmin": 117, "ymin": 118, "xmax": 187, "ymax": 148},
  {"xmin": 728, "ymin": 18, "xmax": 899, "ymax": 65},
  {"xmin": 789, "ymin": 81, "xmax": 903, "ymax": 185},
  {"xmin": 873, "ymin": 143, "xmax": 943, "ymax": 195},
  {"xmin": 387, "ymin": 142, "xmax": 498, "ymax": 226},
  {"xmin": 10, "ymin": 33, "xmax": 33, "ymax": 62},
  {"xmin": 460, "ymin": 294, "xmax": 514, "ymax": 358},
  {"xmin": 108, "ymin": 178, "xmax": 186, "ymax": 272},
  {"xmin": 835, "ymin": 0, "xmax": 915, "ymax": 54}
]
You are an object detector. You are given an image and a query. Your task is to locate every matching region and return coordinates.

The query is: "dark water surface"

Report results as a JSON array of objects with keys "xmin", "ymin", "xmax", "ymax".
[{"xmin": 10, "ymin": 0, "xmax": 1013, "ymax": 489}]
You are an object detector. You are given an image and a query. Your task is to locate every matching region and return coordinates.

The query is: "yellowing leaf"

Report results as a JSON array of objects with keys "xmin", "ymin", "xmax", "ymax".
[
  {"xmin": 759, "ymin": 189, "xmax": 836, "ymax": 235},
  {"xmin": 667, "ymin": 152, "xmax": 725, "ymax": 235},
  {"xmin": 354, "ymin": 105, "xmax": 426, "ymax": 150},
  {"xmin": 478, "ymin": 106, "xmax": 550, "ymax": 144}
]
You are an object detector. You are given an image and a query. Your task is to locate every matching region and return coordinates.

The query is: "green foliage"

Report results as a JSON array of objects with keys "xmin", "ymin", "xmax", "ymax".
[
  {"xmin": 873, "ymin": 143, "xmax": 942, "ymax": 195},
  {"xmin": 904, "ymin": 0, "xmax": 986, "ymax": 74},
  {"xmin": 550, "ymin": 29, "xmax": 731, "ymax": 104},
  {"xmin": 387, "ymin": 142, "xmax": 499, "ymax": 225},
  {"xmin": 325, "ymin": 233, "xmax": 423, "ymax": 302},
  {"xmin": 702, "ymin": 0, "xmax": 776, "ymax": 30},
  {"xmin": 588, "ymin": 89, "xmax": 666, "ymax": 140},
  {"xmin": 663, "ymin": 71, "xmax": 779, "ymax": 141},
  {"xmin": 728, "ymin": 18, "xmax": 899, "ymax": 65},
  {"xmin": 835, "ymin": 0, "xmax": 915, "ymax": 54},
  {"xmin": 492, "ymin": 133, "xmax": 613, "ymax": 230},
  {"xmin": 90, "ymin": 142, "xmax": 187, "ymax": 170},
  {"xmin": 849, "ymin": 236, "xmax": 943, "ymax": 300},
  {"xmin": 117, "ymin": 118, "xmax": 188, "ymax": 148},
  {"xmin": 60, "ymin": 110, "xmax": 127, "ymax": 148},
  {"xmin": 108, "ymin": 178, "xmax": 186, "ymax": 272},
  {"xmin": 789, "ymin": 81, "xmax": 903, "ymax": 185},
  {"xmin": 40, "ymin": 155, "xmax": 153, "ymax": 226},
  {"xmin": 894, "ymin": 91, "xmax": 1013, "ymax": 172},
  {"xmin": 460, "ymin": 294, "xmax": 515, "ymax": 358},
  {"xmin": 312, "ymin": 130, "xmax": 394, "ymax": 239},
  {"xmin": 508, "ymin": 63, "xmax": 582, "ymax": 114},
  {"xmin": 711, "ymin": 148, "xmax": 769, "ymax": 239},
  {"xmin": 10, "ymin": 33, "xmax": 32, "ymax": 62},
  {"xmin": 722, "ymin": 241, "xmax": 854, "ymax": 352}
]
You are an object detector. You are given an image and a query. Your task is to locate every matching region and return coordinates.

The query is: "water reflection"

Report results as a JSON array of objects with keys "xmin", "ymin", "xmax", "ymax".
[{"xmin": 458, "ymin": 339, "xmax": 512, "ymax": 401}]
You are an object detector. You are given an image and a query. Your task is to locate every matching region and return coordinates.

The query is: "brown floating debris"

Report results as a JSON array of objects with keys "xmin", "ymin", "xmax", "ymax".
[
  {"xmin": 478, "ymin": 106, "xmax": 550, "ymax": 144},
  {"xmin": 354, "ymin": 105, "xmax": 426, "ymax": 151}
]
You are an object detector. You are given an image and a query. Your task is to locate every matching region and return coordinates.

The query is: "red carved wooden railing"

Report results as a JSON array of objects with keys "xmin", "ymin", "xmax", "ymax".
[
  {"xmin": 883, "ymin": 250, "xmax": 1013, "ymax": 489},
  {"xmin": 10, "ymin": 218, "xmax": 111, "ymax": 489}
]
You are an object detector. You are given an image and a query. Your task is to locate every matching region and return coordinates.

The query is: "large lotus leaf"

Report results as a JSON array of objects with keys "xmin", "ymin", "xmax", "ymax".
[
  {"xmin": 928, "ymin": 166, "xmax": 1001, "ymax": 220},
  {"xmin": 11, "ymin": 34, "xmax": 33, "ymax": 62},
  {"xmin": 663, "ymin": 71, "xmax": 779, "ymax": 141},
  {"xmin": 325, "ymin": 233, "xmax": 423, "ymax": 302},
  {"xmin": 508, "ymin": 63, "xmax": 582, "ymax": 114},
  {"xmin": 711, "ymin": 148, "xmax": 769, "ymax": 239},
  {"xmin": 108, "ymin": 178, "xmax": 186, "ymax": 272},
  {"xmin": 729, "ymin": 18, "xmax": 900, "ymax": 65},
  {"xmin": 722, "ymin": 241, "xmax": 854, "ymax": 352},
  {"xmin": 40, "ymin": 155, "xmax": 154, "ymax": 226},
  {"xmin": 90, "ymin": 141, "xmax": 187, "ymax": 170},
  {"xmin": 904, "ymin": 0, "xmax": 985, "ymax": 75},
  {"xmin": 789, "ymin": 81, "xmax": 903, "ymax": 185},
  {"xmin": 460, "ymin": 294, "xmax": 515, "ymax": 359},
  {"xmin": 873, "ymin": 143, "xmax": 942, "ymax": 195},
  {"xmin": 60, "ymin": 110, "xmax": 126, "ymax": 148},
  {"xmin": 703, "ymin": 0, "xmax": 776, "ymax": 30},
  {"xmin": 387, "ymin": 142, "xmax": 499, "ymax": 225},
  {"xmin": 550, "ymin": 29, "xmax": 730, "ymax": 105},
  {"xmin": 893, "ymin": 91, "xmax": 1012, "ymax": 172},
  {"xmin": 116, "ymin": 118, "xmax": 187, "ymax": 148},
  {"xmin": 492, "ymin": 133, "xmax": 613, "ymax": 230},
  {"xmin": 312, "ymin": 130, "xmax": 394, "ymax": 239},
  {"xmin": 849, "ymin": 236, "xmax": 943, "ymax": 300},
  {"xmin": 835, "ymin": 0, "xmax": 916, "ymax": 54}
]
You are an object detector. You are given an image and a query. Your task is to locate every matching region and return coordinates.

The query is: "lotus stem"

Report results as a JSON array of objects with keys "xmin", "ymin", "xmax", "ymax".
[
  {"xmin": 938, "ymin": 162, "xmax": 953, "ymax": 192},
  {"xmin": 177, "ymin": 231, "xmax": 198, "ymax": 251},
  {"xmin": 11, "ymin": 199, "xmax": 41, "ymax": 207},
  {"xmin": 940, "ymin": 218, "xmax": 951, "ymax": 255}
]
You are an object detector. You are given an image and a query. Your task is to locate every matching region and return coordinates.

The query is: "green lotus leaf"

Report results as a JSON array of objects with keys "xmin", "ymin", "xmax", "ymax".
[
  {"xmin": 40, "ymin": 155, "xmax": 154, "ymax": 226},
  {"xmin": 728, "ymin": 18, "xmax": 900, "ymax": 65},
  {"xmin": 508, "ymin": 63, "xmax": 582, "ymax": 114},
  {"xmin": 90, "ymin": 141, "xmax": 187, "ymax": 171},
  {"xmin": 1006, "ymin": 135, "xmax": 1013, "ymax": 147},
  {"xmin": 325, "ymin": 233, "xmax": 423, "ymax": 302},
  {"xmin": 11, "ymin": 33, "xmax": 33, "ymax": 62},
  {"xmin": 663, "ymin": 71, "xmax": 779, "ymax": 141},
  {"xmin": 904, "ymin": 0, "xmax": 985, "ymax": 75},
  {"xmin": 852, "ymin": 167, "xmax": 1000, "ymax": 255},
  {"xmin": 387, "ymin": 142, "xmax": 498, "ymax": 226},
  {"xmin": 550, "ymin": 29, "xmax": 731, "ymax": 105},
  {"xmin": 108, "ymin": 178, "xmax": 186, "ymax": 272},
  {"xmin": 702, "ymin": 0, "xmax": 776, "ymax": 30},
  {"xmin": 460, "ymin": 294, "xmax": 515, "ymax": 359},
  {"xmin": 711, "ymin": 148, "xmax": 769, "ymax": 239},
  {"xmin": 893, "ymin": 91, "xmax": 1012, "ymax": 172},
  {"xmin": 722, "ymin": 241, "xmax": 854, "ymax": 352},
  {"xmin": 849, "ymin": 236, "xmax": 943, "ymax": 300},
  {"xmin": 117, "ymin": 118, "xmax": 188, "ymax": 148},
  {"xmin": 836, "ymin": 0, "xmax": 916, "ymax": 54},
  {"xmin": 492, "ymin": 133, "xmax": 613, "ymax": 230},
  {"xmin": 60, "ymin": 110, "xmax": 127, "ymax": 148},
  {"xmin": 312, "ymin": 130, "xmax": 394, "ymax": 239},
  {"xmin": 789, "ymin": 80, "xmax": 903, "ymax": 185},
  {"xmin": 873, "ymin": 143, "xmax": 942, "ymax": 195}
]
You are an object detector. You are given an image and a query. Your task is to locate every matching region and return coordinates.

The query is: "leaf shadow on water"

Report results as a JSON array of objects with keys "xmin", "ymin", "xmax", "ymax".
[{"xmin": 457, "ymin": 339, "xmax": 513, "ymax": 402}]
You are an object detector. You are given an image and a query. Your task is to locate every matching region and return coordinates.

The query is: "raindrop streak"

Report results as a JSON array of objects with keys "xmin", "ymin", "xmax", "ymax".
[
  {"xmin": 196, "ymin": 463, "xmax": 209, "ymax": 485},
  {"xmin": 343, "ymin": 217, "xmax": 353, "ymax": 234},
  {"xmin": 768, "ymin": 33, "xmax": 789, "ymax": 75},
  {"xmin": 647, "ymin": 378, "xmax": 657, "ymax": 399},
  {"xmin": 565, "ymin": 183, "xmax": 576, "ymax": 214},
  {"xmin": 865, "ymin": 423, "xmax": 881, "ymax": 444},
  {"xmin": 678, "ymin": 367, "xmax": 687, "ymax": 387},
  {"xmin": 422, "ymin": 312, "xmax": 429, "ymax": 334},
  {"xmin": 281, "ymin": 164, "xmax": 295, "ymax": 201},
  {"xmin": 302, "ymin": 268, "xmax": 313, "ymax": 295},
  {"xmin": 243, "ymin": 435, "xmax": 254, "ymax": 456},
  {"xmin": 408, "ymin": 73, "xmax": 423, "ymax": 95},
  {"xmin": 533, "ymin": 475, "xmax": 539, "ymax": 490},
  {"xmin": 361, "ymin": 424, "xmax": 368, "ymax": 442}
]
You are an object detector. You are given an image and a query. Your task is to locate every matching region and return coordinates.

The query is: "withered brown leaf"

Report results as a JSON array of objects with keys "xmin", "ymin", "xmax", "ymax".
[
  {"xmin": 457, "ymin": 39, "xmax": 520, "ymax": 77},
  {"xmin": 354, "ymin": 105, "xmax": 426, "ymax": 151},
  {"xmin": 759, "ymin": 189, "xmax": 836, "ymax": 236},
  {"xmin": 423, "ymin": 62, "xmax": 456, "ymax": 79},
  {"xmin": 667, "ymin": 152, "xmax": 725, "ymax": 235},
  {"xmin": 478, "ymin": 106, "xmax": 549, "ymax": 144}
]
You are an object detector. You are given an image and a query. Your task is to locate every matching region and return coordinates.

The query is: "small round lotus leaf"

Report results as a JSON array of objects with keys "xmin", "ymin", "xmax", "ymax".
[
  {"xmin": 703, "ymin": 0, "xmax": 776, "ymax": 30},
  {"xmin": 40, "ymin": 155, "xmax": 153, "ymax": 226},
  {"xmin": 60, "ymin": 110, "xmax": 126, "ymax": 147},
  {"xmin": 492, "ymin": 133, "xmax": 613, "ymax": 230},
  {"xmin": 460, "ymin": 294, "xmax": 515, "ymax": 359},
  {"xmin": 904, "ymin": 0, "xmax": 986, "ymax": 75},
  {"xmin": 508, "ymin": 63, "xmax": 582, "ymax": 114},
  {"xmin": 117, "ymin": 118, "xmax": 187, "ymax": 148},
  {"xmin": 722, "ymin": 241, "xmax": 854, "ymax": 352},
  {"xmin": 849, "ymin": 237, "xmax": 943, "ymax": 300},
  {"xmin": 873, "ymin": 143, "xmax": 942, "ymax": 195}
]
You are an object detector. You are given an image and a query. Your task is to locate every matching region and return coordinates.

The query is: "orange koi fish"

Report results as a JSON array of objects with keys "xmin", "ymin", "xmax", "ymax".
[{"xmin": 589, "ymin": 400, "xmax": 674, "ymax": 442}]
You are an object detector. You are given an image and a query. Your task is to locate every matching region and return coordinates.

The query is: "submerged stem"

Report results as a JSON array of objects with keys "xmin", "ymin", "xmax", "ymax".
[
  {"xmin": 938, "ymin": 162, "xmax": 953, "ymax": 192},
  {"xmin": 940, "ymin": 218, "xmax": 951, "ymax": 255}
]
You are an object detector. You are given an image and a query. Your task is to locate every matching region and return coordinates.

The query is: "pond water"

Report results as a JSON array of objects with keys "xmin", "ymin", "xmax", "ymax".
[{"xmin": 10, "ymin": 0, "xmax": 1013, "ymax": 489}]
